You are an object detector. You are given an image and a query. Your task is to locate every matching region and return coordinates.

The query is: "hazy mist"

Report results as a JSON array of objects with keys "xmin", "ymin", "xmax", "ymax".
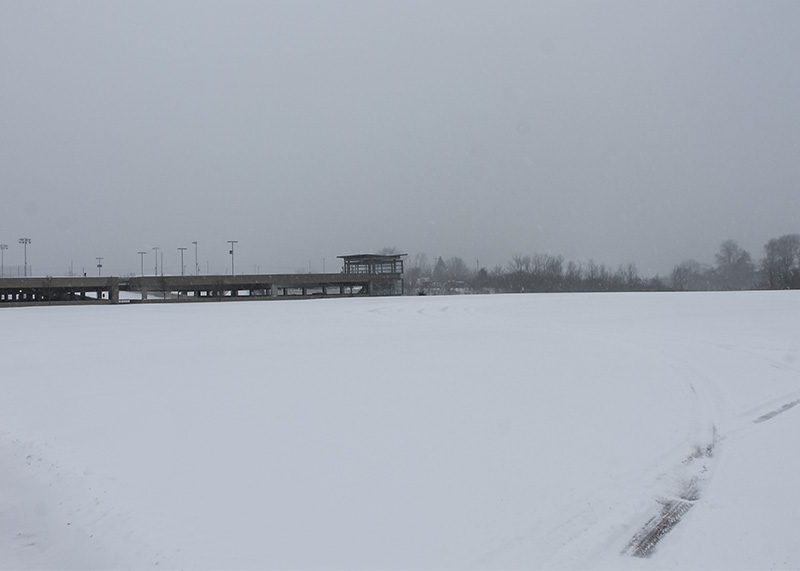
[{"xmin": 2, "ymin": 1, "xmax": 798, "ymax": 277}]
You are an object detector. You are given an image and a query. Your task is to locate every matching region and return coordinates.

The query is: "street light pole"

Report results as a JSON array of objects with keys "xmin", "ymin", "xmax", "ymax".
[
  {"xmin": 152, "ymin": 247, "xmax": 159, "ymax": 276},
  {"xmin": 0, "ymin": 244, "xmax": 7, "ymax": 277},
  {"xmin": 227, "ymin": 240, "xmax": 238, "ymax": 275},
  {"xmin": 96, "ymin": 257, "xmax": 103, "ymax": 276},
  {"xmin": 137, "ymin": 251, "xmax": 146, "ymax": 276},
  {"xmin": 178, "ymin": 247, "xmax": 187, "ymax": 276},
  {"xmin": 19, "ymin": 238, "xmax": 31, "ymax": 277},
  {"xmin": 192, "ymin": 241, "xmax": 198, "ymax": 275}
]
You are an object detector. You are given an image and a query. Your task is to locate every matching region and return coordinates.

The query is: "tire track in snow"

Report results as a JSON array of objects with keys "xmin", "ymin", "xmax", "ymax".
[
  {"xmin": 621, "ymin": 361, "xmax": 800, "ymax": 558},
  {"xmin": 624, "ymin": 391, "xmax": 800, "ymax": 558},
  {"xmin": 621, "ymin": 429, "xmax": 717, "ymax": 558},
  {"xmin": 619, "ymin": 342, "xmax": 723, "ymax": 560},
  {"xmin": 753, "ymin": 399, "xmax": 800, "ymax": 424}
]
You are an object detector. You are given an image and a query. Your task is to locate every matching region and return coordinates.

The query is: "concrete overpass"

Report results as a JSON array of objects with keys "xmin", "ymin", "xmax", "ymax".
[
  {"xmin": 0, "ymin": 276, "xmax": 120, "ymax": 305},
  {"xmin": 0, "ymin": 272, "xmax": 402, "ymax": 306},
  {"xmin": 0, "ymin": 254, "xmax": 406, "ymax": 307},
  {"xmin": 122, "ymin": 271, "xmax": 402, "ymax": 302}
]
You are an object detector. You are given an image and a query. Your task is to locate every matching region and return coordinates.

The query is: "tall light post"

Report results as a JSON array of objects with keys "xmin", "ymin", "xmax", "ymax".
[
  {"xmin": 152, "ymin": 247, "xmax": 159, "ymax": 276},
  {"xmin": 0, "ymin": 244, "xmax": 7, "ymax": 277},
  {"xmin": 192, "ymin": 241, "xmax": 198, "ymax": 275},
  {"xmin": 137, "ymin": 251, "xmax": 146, "ymax": 276},
  {"xmin": 178, "ymin": 247, "xmax": 187, "ymax": 276},
  {"xmin": 96, "ymin": 257, "xmax": 103, "ymax": 277},
  {"xmin": 19, "ymin": 238, "xmax": 31, "ymax": 277},
  {"xmin": 227, "ymin": 240, "xmax": 238, "ymax": 275}
]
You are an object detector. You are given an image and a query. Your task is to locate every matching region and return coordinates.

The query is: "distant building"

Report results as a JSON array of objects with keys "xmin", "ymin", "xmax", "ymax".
[{"xmin": 338, "ymin": 253, "xmax": 406, "ymax": 295}]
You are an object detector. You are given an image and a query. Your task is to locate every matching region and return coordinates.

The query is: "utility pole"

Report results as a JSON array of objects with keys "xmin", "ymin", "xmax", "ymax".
[
  {"xmin": 152, "ymin": 247, "xmax": 159, "ymax": 276},
  {"xmin": 227, "ymin": 240, "xmax": 238, "ymax": 276},
  {"xmin": 96, "ymin": 257, "xmax": 103, "ymax": 276},
  {"xmin": 192, "ymin": 241, "xmax": 198, "ymax": 275},
  {"xmin": 178, "ymin": 247, "xmax": 187, "ymax": 276},
  {"xmin": 18, "ymin": 238, "xmax": 31, "ymax": 277},
  {"xmin": 137, "ymin": 251, "xmax": 146, "ymax": 276},
  {"xmin": 0, "ymin": 244, "xmax": 7, "ymax": 277}
]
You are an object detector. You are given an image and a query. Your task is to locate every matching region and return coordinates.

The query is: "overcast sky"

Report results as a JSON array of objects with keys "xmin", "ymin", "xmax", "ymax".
[{"xmin": 1, "ymin": 1, "xmax": 798, "ymax": 277}]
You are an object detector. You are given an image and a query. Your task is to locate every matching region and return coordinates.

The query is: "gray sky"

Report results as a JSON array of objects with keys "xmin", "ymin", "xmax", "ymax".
[{"xmin": 1, "ymin": 1, "xmax": 798, "ymax": 277}]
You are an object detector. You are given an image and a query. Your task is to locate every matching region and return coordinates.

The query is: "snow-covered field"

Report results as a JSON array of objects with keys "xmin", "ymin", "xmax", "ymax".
[{"xmin": 1, "ymin": 291, "xmax": 798, "ymax": 570}]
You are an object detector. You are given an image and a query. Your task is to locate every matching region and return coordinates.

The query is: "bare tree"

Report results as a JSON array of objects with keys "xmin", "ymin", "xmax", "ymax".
[
  {"xmin": 445, "ymin": 256, "xmax": 471, "ymax": 282},
  {"xmin": 506, "ymin": 255, "xmax": 531, "ymax": 292},
  {"xmin": 762, "ymin": 234, "xmax": 800, "ymax": 289},
  {"xmin": 714, "ymin": 239, "xmax": 754, "ymax": 290},
  {"xmin": 507, "ymin": 254, "xmax": 532, "ymax": 275},
  {"xmin": 623, "ymin": 262, "xmax": 641, "ymax": 290},
  {"xmin": 584, "ymin": 259, "xmax": 610, "ymax": 291},
  {"xmin": 405, "ymin": 252, "xmax": 431, "ymax": 293},
  {"xmin": 565, "ymin": 261, "xmax": 582, "ymax": 291},
  {"xmin": 671, "ymin": 259, "xmax": 711, "ymax": 291}
]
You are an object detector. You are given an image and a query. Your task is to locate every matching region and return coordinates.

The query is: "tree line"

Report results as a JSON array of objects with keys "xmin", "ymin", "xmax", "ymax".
[
  {"xmin": 398, "ymin": 233, "xmax": 800, "ymax": 295},
  {"xmin": 670, "ymin": 234, "xmax": 800, "ymax": 291}
]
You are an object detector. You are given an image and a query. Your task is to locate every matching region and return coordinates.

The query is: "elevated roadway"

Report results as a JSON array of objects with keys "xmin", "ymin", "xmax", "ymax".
[{"xmin": 0, "ymin": 272, "xmax": 403, "ymax": 306}]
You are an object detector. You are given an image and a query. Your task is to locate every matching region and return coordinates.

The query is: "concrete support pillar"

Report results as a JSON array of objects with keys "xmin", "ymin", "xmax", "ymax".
[{"xmin": 110, "ymin": 280, "xmax": 119, "ymax": 304}]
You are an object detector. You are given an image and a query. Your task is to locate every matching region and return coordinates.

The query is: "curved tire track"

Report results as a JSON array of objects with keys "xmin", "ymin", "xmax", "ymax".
[
  {"xmin": 621, "ymin": 429, "xmax": 717, "ymax": 558},
  {"xmin": 619, "ymin": 340, "xmax": 723, "ymax": 560}
]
